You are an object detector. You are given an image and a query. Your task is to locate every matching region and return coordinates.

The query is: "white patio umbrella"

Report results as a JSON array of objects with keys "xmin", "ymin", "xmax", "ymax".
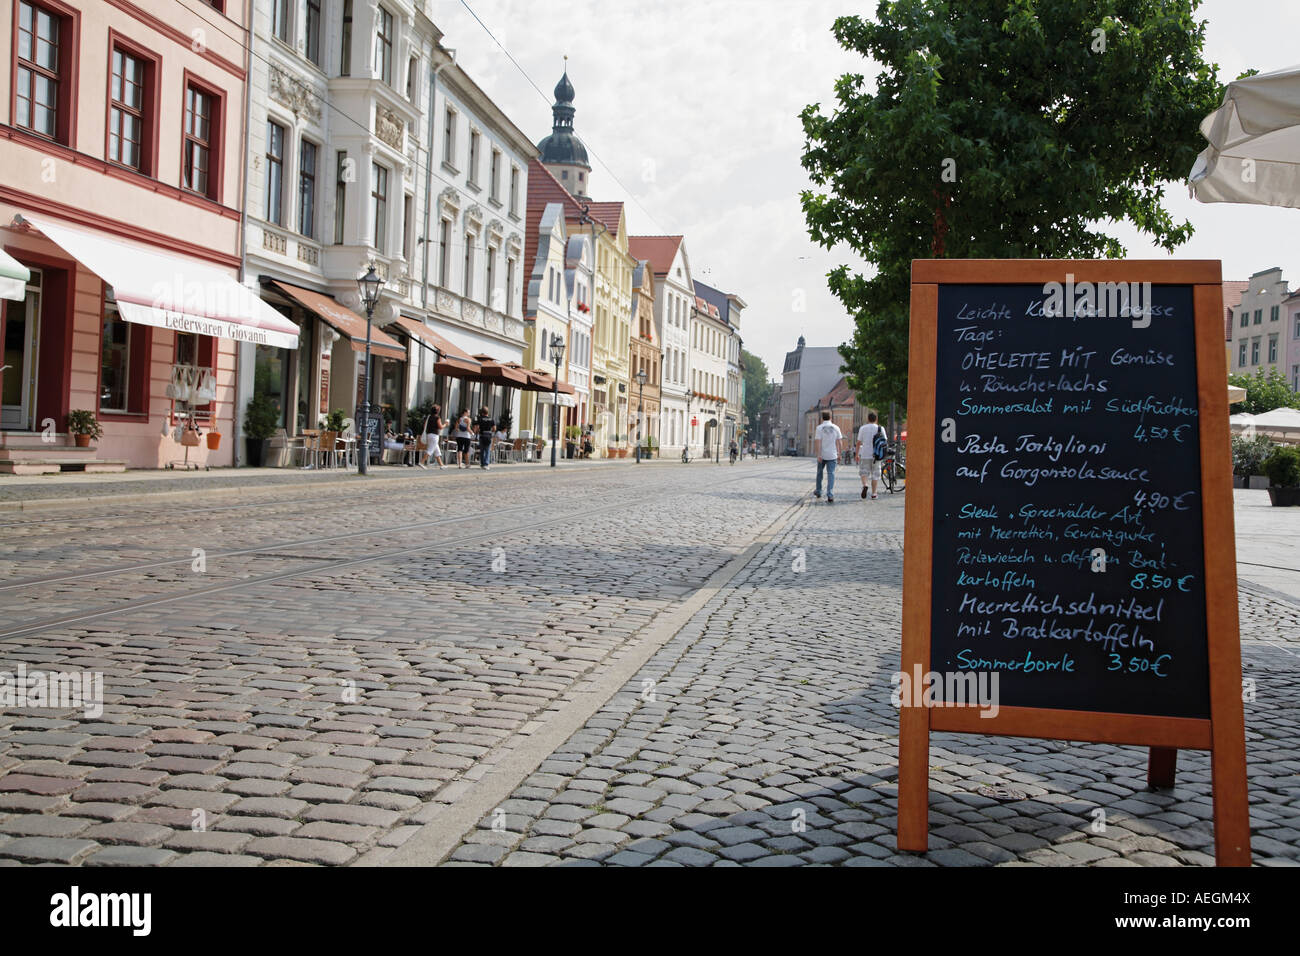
[
  {"xmin": 1190, "ymin": 64, "xmax": 1300, "ymax": 207},
  {"xmin": 1249, "ymin": 406, "xmax": 1300, "ymax": 438},
  {"xmin": 1229, "ymin": 411, "xmax": 1257, "ymax": 436}
]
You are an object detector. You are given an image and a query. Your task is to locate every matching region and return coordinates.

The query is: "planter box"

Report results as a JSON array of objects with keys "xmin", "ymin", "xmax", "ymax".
[
  {"xmin": 1268, "ymin": 486, "xmax": 1300, "ymax": 507},
  {"xmin": 1248, "ymin": 475, "xmax": 1271, "ymax": 490}
]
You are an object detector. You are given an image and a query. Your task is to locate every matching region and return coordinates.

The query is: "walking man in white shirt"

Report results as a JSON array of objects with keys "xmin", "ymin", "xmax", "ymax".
[
  {"xmin": 813, "ymin": 411, "xmax": 843, "ymax": 503},
  {"xmin": 856, "ymin": 411, "xmax": 888, "ymax": 500}
]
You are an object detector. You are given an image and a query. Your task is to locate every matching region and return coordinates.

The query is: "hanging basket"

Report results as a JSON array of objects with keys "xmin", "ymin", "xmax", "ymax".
[{"xmin": 206, "ymin": 431, "xmax": 222, "ymax": 450}]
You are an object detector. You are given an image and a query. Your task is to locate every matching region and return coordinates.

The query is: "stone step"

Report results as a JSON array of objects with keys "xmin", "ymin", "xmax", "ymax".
[
  {"xmin": 0, "ymin": 458, "xmax": 127, "ymax": 475},
  {"xmin": 0, "ymin": 444, "xmax": 103, "ymax": 459}
]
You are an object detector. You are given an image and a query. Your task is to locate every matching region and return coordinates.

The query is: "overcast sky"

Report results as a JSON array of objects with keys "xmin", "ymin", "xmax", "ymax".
[{"xmin": 431, "ymin": 0, "xmax": 1300, "ymax": 383}]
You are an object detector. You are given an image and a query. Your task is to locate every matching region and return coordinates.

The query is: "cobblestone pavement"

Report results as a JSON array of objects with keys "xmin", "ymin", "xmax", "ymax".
[
  {"xmin": 0, "ymin": 460, "xmax": 807, "ymax": 866},
  {"xmin": 445, "ymin": 483, "xmax": 1300, "ymax": 867},
  {"xmin": 2, "ymin": 460, "xmax": 1297, "ymax": 867}
]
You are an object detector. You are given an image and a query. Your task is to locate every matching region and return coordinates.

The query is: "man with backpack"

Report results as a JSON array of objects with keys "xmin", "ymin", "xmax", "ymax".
[
  {"xmin": 856, "ymin": 411, "xmax": 888, "ymax": 500},
  {"xmin": 812, "ymin": 410, "xmax": 843, "ymax": 503}
]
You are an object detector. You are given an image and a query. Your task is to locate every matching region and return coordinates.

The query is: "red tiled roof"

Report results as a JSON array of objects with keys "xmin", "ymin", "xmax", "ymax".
[
  {"xmin": 1222, "ymin": 280, "xmax": 1248, "ymax": 341},
  {"xmin": 524, "ymin": 160, "xmax": 625, "ymax": 297},
  {"xmin": 628, "ymin": 236, "xmax": 683, "ymax": 276}
]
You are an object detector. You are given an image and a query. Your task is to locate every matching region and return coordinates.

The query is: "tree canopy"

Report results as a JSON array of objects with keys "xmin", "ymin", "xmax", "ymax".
[
  {"xmin": 800, "ymin": 0, "xmax": 1223, "ymax": 410},
  {"xmin": 1229, "ymin": 367, "xmax": 1300, "ymax": 415},
  {"xmin": 742, "ymin": 349, "xmax": 776, "ymax": 425}
]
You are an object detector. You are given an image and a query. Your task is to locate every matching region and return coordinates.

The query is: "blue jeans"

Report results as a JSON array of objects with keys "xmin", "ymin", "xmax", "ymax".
[
  {"xmin": 479, "ymin": 439, "xmax": 492, "ymax": 467},
  {"xmin": 815, "ymin": 458, "xmax": 836, "ymax": 497}
]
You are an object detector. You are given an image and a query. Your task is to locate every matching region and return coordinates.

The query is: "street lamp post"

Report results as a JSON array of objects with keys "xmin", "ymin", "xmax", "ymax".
[
  {"xmin": 683, "ymin": 388, "xmax": 694, "ymax": 463},
  {"xmin": 549, "ymin": 332, "xmax": 565, "ymax": 468},
  {"xmin": 356, "ymin": 266, "xmax": 384, "ymax": 476},
  {"xmin": 634, "ymin": 368, "xmax": 647, "ymax": 463},
  {"xmin": 716, "ymin": 399, "xmax": 725, "ymax": 465}
]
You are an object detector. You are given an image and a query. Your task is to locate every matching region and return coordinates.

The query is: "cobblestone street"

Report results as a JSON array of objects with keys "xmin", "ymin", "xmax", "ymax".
[{"xmin": 0, "ymin": 463, "xmax": 1296, "ymax": 867}]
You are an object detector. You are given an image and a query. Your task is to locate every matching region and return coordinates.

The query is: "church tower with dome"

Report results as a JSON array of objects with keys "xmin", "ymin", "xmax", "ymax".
[{"xmin": 536, "ymin": 64, "xmax": 592, "ymax": 198}]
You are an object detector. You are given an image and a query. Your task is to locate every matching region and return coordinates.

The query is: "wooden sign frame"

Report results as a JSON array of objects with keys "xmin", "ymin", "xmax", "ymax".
[{"xmin": 899, "ymin": 259, "xmax": 1251, "ymax": 866}]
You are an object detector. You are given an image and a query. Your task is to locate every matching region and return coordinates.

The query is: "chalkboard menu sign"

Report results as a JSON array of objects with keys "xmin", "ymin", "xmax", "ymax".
[
  {"xmin": 359, "ymin": 411, "xmax": 384, "ymax": 462},
  {"xmin": 930, "ymin": 282, "xmax": 1208, "ymax": 719},
  {"xmin": 899, "ymin": 260, "xmax": 1250, "ymax": 866}
]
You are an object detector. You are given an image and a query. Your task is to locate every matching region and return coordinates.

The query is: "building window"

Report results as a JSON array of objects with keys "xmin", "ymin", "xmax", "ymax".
[
  {"xmin": 406, "ymin": 55, "xmax": 418, "ymax": 101},
  {"xmin": 99, "ymin": 297, "xmax": 146, "ymax": 414},
  {"xmin": 333, "ymin": 150, "xmax": 347, "ymax": 244},
  {"xmin": 16, "ymin": 1, "xmax": 74, "ymax": 143},
  {"xmin": 463, "ymin": 231, "xmax": 474, "ymax": 299},
  {"xmin": 468, "ymin": 131, "xmax": 480, "ymax": 186},
  {"xmin": 442, "ymin": 108, "xmax": 456, "ymax": 165},
  {"xmin": 265, "ymin": 120, "xmax": 285, "ymax": 225},
  {"xmin": 490, "ymin": 149, "xmax": 501, "ymax": 203},
  {"xmin": 1251, "ymin": 338, "xmax": 1260, "ymax": 365},
  {"xmin": 1238, "ymin": 310, "xmax": 1246, "ymax": 328},
  {"xmin": 1269, "ymin": 335, "xmax": 1278, "ymax": 363},
  {"xmin": 375, "ymin": 6, "xmax": 393, "ymax": 86},
  {"xmin": 402, "ymin": 194, "xmax": 413, "ymax": 261},
  {"xmin": 108, "ymin": 46, "xmax": 149, "ymax": 172},
  {"xmin": 371, "ymin": 163, "xmax": 388, "ymax": 252},
  {"xmin": 509, "ymin": 166, "xmax": 519, "ymax": 217},
  {"xmin": 485, "ymin": 244, "xmax": 496, "ymax": 307},
  {"xmin": 271, "ymin": 0, "xmax": 290, "ymax": 42},
  {"xmin": 340, "ymin": 0, "xmax": 352, "ymax": 76},
  {"xmin": 298, "ymin": 139, "xmax": 317, "ymax": 237},
  {"xmin": 306, "ymin": 0, "xmax": 322, "ymax": 67},
  {"xmin": 1295, "ymin": 314, "xmax": 1300, "ymax": 339},
  {"xmin": 438, "ymin": 218, "xmax": 450, "ymax": 286},
  {"xmin": 182, "ymin": 83, "xmax": 218, "ymax": 199},
  {"xmin": 1254, "ymin": 309, "xmax": 1262, "ymax": 324},
  {"xmin": 1271, "ymin": 305, "xmax": 1279, "ymax": 322}
]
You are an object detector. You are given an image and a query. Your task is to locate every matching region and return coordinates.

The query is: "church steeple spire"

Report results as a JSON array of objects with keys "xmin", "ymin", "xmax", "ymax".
[{"xmin": 536, "ymin": 58, "xmax": 592, "ymax": 198}]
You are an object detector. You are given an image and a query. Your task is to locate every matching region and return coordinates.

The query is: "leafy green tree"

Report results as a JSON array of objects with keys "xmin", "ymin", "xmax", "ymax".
[
  {"xmin": 742, "ymin": 349, "xmax": 775, "ymax": 425},
  {"xmin": 800, "ymin": 0, "xmax": 1222, "ymax": 409},
  {"xmin": 1229, "ymin": 367, "xmax": 1300, "ymax": 415}
]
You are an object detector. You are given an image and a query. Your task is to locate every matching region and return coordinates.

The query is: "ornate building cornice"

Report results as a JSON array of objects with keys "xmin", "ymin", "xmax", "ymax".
[{"xmin": 269, "ymin": 64, "xmax": 322, "ymax": 122}]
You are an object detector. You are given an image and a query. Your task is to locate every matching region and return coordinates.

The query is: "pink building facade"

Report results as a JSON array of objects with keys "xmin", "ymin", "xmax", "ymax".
[{"xmin": 0, "ymin": 0, "xmax": 296, "ymax": 471}]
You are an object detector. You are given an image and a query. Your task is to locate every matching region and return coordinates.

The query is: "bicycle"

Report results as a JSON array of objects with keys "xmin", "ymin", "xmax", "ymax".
[
  {"xmin": 729, "ymin": 447, "xmax": 738, "ymax": 465},
  {"xmin": 882, "ymin": 443, "xmax": 906, "ymax": 493}
]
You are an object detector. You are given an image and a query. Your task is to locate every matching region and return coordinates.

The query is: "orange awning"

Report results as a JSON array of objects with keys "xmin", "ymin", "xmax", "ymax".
[
  {"xmin": 272, "ymin": 280, "xmax": 405, "ymax": 360},
  {"xmin": 389, "ymin": 317, "xmax": 481, "ymax": 375},
  {"xmin": 469, "ymin": 356, "xmax": 530, "ymax": 387}
]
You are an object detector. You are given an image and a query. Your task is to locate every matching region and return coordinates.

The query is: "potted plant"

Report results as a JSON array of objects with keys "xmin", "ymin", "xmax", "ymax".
[
  {"xmin": 407, "ymin": 398, "xmax": 436, "ymax": 433},
  {"xmin": 319, "ymin": 408, "xmax": 347, "ymax": 433},
  {"xmin": 1231, "ymin": 434, "xmax": 1273, "ymax": 489},
  {"xmin": 564, "ymin": 424, "xmax": 580, "ymax": 459},
  {"xmin": 1264, "ymin": 445, "xmax": 1300, "ymax": 506},
  {"xmin": 244, "ymin": 394, "xmax": 278, "ymax": 466},
  {"xmin": 497, "ymin": 408, "xmax": 513, "ymax": 435},
  {"xmin": 66, "ymin": 409, "xmax": 102, "ymax": 448}
]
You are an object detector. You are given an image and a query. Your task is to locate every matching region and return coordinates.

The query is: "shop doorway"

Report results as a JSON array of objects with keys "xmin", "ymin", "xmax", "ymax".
[{"xmin": 1, "ymin": 268, "xmax": 41, "ymax": 431}]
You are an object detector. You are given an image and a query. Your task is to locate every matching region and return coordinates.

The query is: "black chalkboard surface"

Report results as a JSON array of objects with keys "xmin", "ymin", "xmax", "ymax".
[{"xmin": 929, "ymin": 283, "xmax": 1210, "ymax": 719}]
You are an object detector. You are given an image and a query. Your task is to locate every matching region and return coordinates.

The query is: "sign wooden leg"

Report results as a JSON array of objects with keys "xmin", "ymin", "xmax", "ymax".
[
  {"xmin": 1211, "ymin": 742, "xmax": 1252, "ymax": 866},
  {"xmin": 897, "ymin": 705, "xmax": 930, "ymax": 851},
  {"xmin": 1147, "ymin": 746, "xmax": 1177, "ymax": 789}
]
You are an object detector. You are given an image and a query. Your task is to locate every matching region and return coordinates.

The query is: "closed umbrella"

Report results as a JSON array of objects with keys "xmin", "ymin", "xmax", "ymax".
[{"xmin": 1190, "ymin": 64, "xmax": 1300, "ymax": 208}]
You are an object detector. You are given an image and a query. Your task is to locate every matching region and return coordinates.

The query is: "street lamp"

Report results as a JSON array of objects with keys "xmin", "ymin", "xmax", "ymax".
[
  {"xmin": 716, "ymin": 398, "xmax": 725, "ymax": 465},
  {"xmin": 634, "ymin": 367, "xmax": 647, "ymax": 463},
  {"xmin": 549, "ymin": 332, "xmax": 565, "ymax": 468},
  {"xmin": 356, "ymin": 265, "xmax": 384, "ymax": 476},
  {"xmin": 684, "ymin": 388, "xmax": 694, "ymax": 463}
]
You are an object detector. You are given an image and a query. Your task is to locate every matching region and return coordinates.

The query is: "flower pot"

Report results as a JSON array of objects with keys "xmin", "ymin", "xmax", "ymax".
[
  {"xmin": 73, "ymin": 434, "xmax": 91, "ymax": 448},
  {"xmin": 1232, "ymin": 474, "xmax": 1247, "ymax": 489},
  {"xmin": 206, "ymin": 432, "xmax": 222, "ymax": 450},
  {"xmin": 245, "ymin": 436, "xmax": 269, "ymax": 467},
  {"xmin": 1268, "ymin": 486, "xmax": 1300, "ymax": 507}
]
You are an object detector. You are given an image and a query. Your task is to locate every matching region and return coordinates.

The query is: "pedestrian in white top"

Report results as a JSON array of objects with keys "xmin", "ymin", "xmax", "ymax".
[
  {"xmin": 856, "ymin": 411, "xmax": 888, "ymax": 499},
  {"xmin": 813, "ymin": 411, "xmax": 843, "ymax": 503}
]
